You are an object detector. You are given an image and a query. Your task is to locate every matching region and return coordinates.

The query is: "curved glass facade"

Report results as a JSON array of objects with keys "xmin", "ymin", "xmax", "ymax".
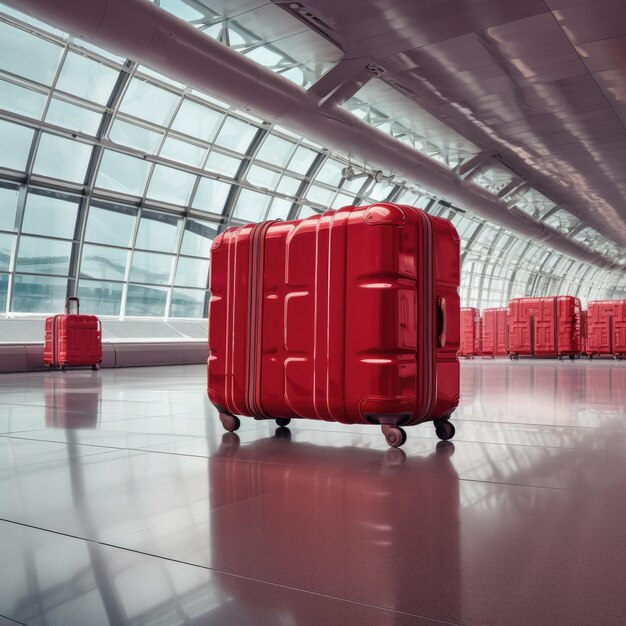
[{"xmin": 0, "ymin": 5, "xmax": 623, "ymax": 319}]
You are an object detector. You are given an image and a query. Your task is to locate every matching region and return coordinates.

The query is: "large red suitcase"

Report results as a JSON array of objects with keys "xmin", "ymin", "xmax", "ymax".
[
  {"xmin": 459, "ymin": 307, "xmax": 482, "ymax": 358},
  {"xmin": 482, "ymin": 307, "xmax": 508, "ymax": 357},
  {"xmin": 508, "ymin": 296, "xmax": 581, "ymax": 359},
  {"xmin": 44, "ymin": 297, "xmax": 102, "ymax": 371},
  {"xmin": 207, "ymin": 203, "xmax": 461, "ymax": 447},
  {"xmin": 587, "ymin": 300, "xmax": 626, "ymax": 358}
]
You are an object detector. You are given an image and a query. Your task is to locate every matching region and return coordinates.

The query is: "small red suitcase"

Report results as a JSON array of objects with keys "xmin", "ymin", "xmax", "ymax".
[
  {"xmin": 482, "ymin": 307, "xmax": 508, "ymax": 357},
  {"xmin": 508, "ymin": 296, "xmax": 581, "ymax": 359},
  {"xmin": 459, "ymin": 307, "xmax": 482, "ymax": 358},
  {"xmin": 587, "ymin": 300, "xmax": 626, "ymax": 359},
  {"xmin": 208, "ymin": 203, "xmax": 461, "ymax": 447},
  {"xmin": 44, "ymin": 297, "xmax": 102, "ymax": 371}
]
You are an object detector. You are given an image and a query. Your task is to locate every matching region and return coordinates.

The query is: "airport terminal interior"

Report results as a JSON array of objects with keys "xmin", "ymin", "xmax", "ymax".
[{"xmin": 0, "ymin": 0, "xmax": 625, "ymax": 624}]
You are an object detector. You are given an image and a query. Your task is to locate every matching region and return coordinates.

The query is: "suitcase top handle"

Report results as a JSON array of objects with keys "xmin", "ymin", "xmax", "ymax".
[{"xmin": 66, "ymin": 296, "xmax": 80, "ymax": 315}]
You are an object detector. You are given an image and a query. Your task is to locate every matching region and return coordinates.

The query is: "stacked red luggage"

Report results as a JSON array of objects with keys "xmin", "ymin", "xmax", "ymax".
[
  {"xmin": 459, "ymin": 307, "xmax": 482, "ymax": 358},
  {"xmin": 44, "ymin": 297, "xmax": 102, "ymax": 371},
  {"xmin": 587, "ymin": 300, "xmax": 626, "ymax": 359},
  {"xmin": 508, "ymin": 296, "xmax": 582, "ymax": 360},
  {"xmin": 482, "ymin": 307, "xmax": 508, "ymax": 357},
  {"xmin": 207, "ymin": 203, "xmax": 461, "ymax": 448}
]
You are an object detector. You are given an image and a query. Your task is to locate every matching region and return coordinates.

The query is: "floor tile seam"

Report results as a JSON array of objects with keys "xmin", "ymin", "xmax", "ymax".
[
  {"xmin": 0, "ymin": 433, "xmax": 200, "ymax": 458},
  {"xmin": 0, "ymin": 399, "xmax": 205, "ymax": 411},
  {"xmin": 0, "ymin": 613, "xmax": 28, "ymax": 626},
  {"xmin": 137, "ymin": 440, "xmax": 436, "ymax": 467},
  {"xmin": 3, "ymin": 430, "xmax": 624, "ymax": 464},
  {"xmin": 453, "ymin": 418, "xmax": 626, "ymax": 431},
  {"xmin": 0, "ymin": 403, "xmax": 211, "ymax": 416},
  {"xmin": 0, "ymin": 433, "xmax": 356, "ymax": 464},
  {"xmin": 0, "ymin": 434, "xmax": 410, "ymax": 488},
  {"xmin": 133, "ymin": 442, "xmax": 421, "ymax": 474},
  {"xmin": 362, "ymin": 454, "xmax": 577, "ymax": 493},
  {"xmin": 425, "ymin": 437, "xmax": 626, "ymax": 453},
  {"xmin": 140, "ymin": 429, "xmax": 626, "ymax": 456},
  {"xmin": 3, "ymin": 410, "xmax": 621, "ymax": 429},
  {"xmin": 0, "ymin": 447, "xmax": 123, "ymax": 471},
  {"xmin": 276, "ymin": 427, "xmax": 626, "ymax": 453},
  {"xmin": 0, "ymin": 426, "xmax": 83, "ymax": 436},
  {"xmin": 101, "ymin": 457, "xmax": 435, "ymax": 543},
  {"xmin": 0, "ymin": 517, "xmax": 463, "ymax": 626},
  {"xmin": 453, "ymin": 476, "xmax": 574, "ymax": 492}
]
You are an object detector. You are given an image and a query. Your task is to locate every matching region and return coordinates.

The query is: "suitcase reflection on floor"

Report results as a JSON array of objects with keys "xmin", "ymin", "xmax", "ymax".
[
  {"xmin": 208, "ymin": 430, "xmax": 462, "ymax": 621},
  {"xmin": 44, "ymin": 372, "xmax": 102, "ymax": 429},
  {"xmin": 457, "ymin": 361, "xmax": 626, "ymax": 427}
]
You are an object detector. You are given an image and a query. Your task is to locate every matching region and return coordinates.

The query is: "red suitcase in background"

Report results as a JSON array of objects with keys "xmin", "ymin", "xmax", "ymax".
[
  {"xmin": 482, "ymin": 307, "xmax": 508, "ymax": 357},
  {"xmin": 587, "ymin": 300, "xmax": 626, "ymax": 359},
  {"xmin": 508, "ymin": 296, "xmax": 581, "ymax": 359},
  {"xmin": 459, "ymin": 307, "xmax": 482, "ymax": 358},
  {"xmin": 208, "ymin": 203, "xmax": 461, "ymax": 447},
  {"xmin": 555, "ymin": 296, "xmax": 582, "ymax": 357},
  {"xmin": 44, "ymin": 297, "xmax": 102, "ymax": 371}
]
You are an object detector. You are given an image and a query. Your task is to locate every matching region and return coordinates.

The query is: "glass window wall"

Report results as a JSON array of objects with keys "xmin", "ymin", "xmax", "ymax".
[{"xmin": 0, "ymin": 5, "xmax": 621, "ymax": 319}]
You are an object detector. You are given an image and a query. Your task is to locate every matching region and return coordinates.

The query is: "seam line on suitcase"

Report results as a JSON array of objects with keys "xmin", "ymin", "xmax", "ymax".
[
  {"xmin": 246, "ymin": 220, "xmax": 276, "ymax": 419},
  {"xmin": 413, "ymin": 208, "xmax": 435, "ymax": 424}
]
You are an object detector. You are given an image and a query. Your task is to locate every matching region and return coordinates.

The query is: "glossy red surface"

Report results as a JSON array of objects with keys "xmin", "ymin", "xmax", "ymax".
[
  {"xmin": 508, "ymin": 296, "xmax": 582, "ymax": 357},
  {"xmin": 208, "ymin": 205, "xmax": 460, "ymax": 438},
  {"xmin": 482, "ymin": 307, "xmax": 508, "ymax": 356},
  {"xmin": 459, "ymin": 306, "xmax": 482, "ymax": 357},
  {"xmin": 587, "ymin": 299, "xmax": 626, "ymax": 356},
  {"xmin": 2, "ymin": 361, "xmax": 626, "ymax": 625},
  {"xmin": 43, "ymin": 314, "xmax": 102, "ymax": 369}
]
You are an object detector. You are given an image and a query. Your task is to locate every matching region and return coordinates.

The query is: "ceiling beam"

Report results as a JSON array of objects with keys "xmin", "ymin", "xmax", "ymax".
[
  {"xmin": 5, "ymin": 0, "xmax": 617, "ymax": 269},
  {"xmin": 308, "ymin": 57, "xmax": 376, "ymax": 108}
]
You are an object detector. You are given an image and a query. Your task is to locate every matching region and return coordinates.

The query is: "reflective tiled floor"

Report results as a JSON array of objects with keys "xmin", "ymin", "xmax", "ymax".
[{"xmin": 1, "ymin": 360, "xmax": 625, "ymax": 625}]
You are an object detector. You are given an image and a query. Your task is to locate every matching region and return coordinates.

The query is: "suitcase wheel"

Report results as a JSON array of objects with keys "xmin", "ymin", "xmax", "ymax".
[
  {"xmin": 275, "ymin": 426, "xmax": 292, "ymax": 440},
  {"xmin": 220, "ymin": 414, "xmax": 240, "ymax": 432},
  {"xmin": 61, "ymin": 362, "xmax": 69, "ymax": 371},
  {"xmin": 382, "ymin": 425, "xmax": 407, "ymax": 448},
  {"xmin": 276, "ymin": 418, "xmax": 291, "ymax": 427},
  {"xmin": 92, "ymin": 362, "xmax": 100, "ymax": 371},
  {"xmin": 434, "ymin": 419, "xmax": 455, "ymax": 442}
]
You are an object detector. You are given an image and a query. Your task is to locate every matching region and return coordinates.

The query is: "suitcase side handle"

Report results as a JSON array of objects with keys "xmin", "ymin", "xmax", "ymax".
[
  {"xmin": 437, "ymin": 296, "xmax": 446, "ymax": 349},
  {"xmin": 66, "ymin": 296, "xmax": 79, "ymax": 315}
]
